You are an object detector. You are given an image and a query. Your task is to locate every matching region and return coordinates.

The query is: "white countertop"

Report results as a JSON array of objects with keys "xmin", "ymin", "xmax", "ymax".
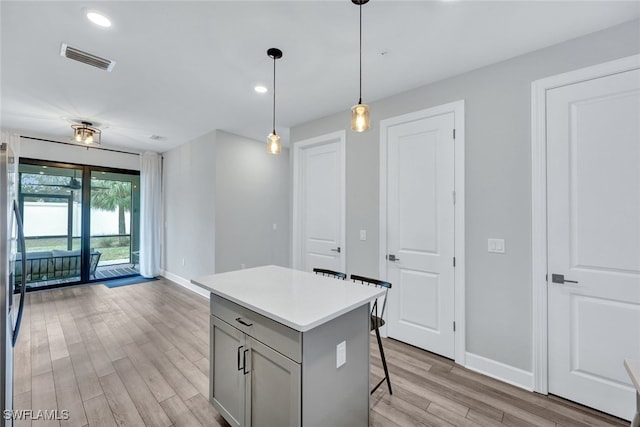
[
  {"xmin": 625, "ymin": 359, "xmax": 640, "ymax": 394},
  {"xmin": 191, "ymin": 265, "xmax": 385, "ymax": 332}
]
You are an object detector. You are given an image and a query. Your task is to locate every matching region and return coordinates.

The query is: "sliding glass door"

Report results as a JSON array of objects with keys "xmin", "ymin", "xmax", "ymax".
[
  {"xmin": 18, "ymin": 159, "xmax": 140, "ymax": 290},
  {"xmin": 18, "ymin": 164, "xmax": 83, "ymax": 287},
  {"xmin": 89, "ymin": 170, "xmax": 140, "ymax": 281}
]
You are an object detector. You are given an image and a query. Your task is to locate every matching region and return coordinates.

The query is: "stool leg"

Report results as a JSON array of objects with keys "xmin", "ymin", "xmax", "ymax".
[
  {"xmin": 374, "ymin": 326, "xmax": 392, "ymax": 395},
  {"xmin": 632, "ymin": 392, "xmax": 640, "ymax": 427}
]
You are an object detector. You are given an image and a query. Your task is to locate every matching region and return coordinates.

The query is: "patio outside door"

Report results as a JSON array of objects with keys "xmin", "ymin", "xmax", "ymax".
[
  {"xmin": 18, "ymin": 163, "xmax": 83, "ymax": 288},
  {"xmin": 89, "ymin": 169, "xmax": 141, "ymax": 281},
  {"xmin": 18, "ymin": 160, "xmax": 140, "ymax": 290}
]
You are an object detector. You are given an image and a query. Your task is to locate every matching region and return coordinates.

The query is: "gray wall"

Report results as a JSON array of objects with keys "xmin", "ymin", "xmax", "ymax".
[
  {"xmin": 163, "ymin": 130, "xmax": 290, "ymax": 279},
  {"xmin": 290, "ymin": 20, "xmax": 640, "ymax": 372},
  {"xmin": 214, "ymin": 130, "xmax": 290, "ymax": 273},
  {"xmin": 163, "ymin": 131, "xmax": 217, "ymax": 279}
]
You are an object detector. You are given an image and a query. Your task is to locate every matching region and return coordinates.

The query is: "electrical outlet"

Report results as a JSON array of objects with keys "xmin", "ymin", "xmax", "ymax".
[
  {"xmin": 336, "ymin": 341, "xmax": 346, "ymax": 368},
  {"xmin": 360, "ymin": 230, "xmax": 367, "ymax": 241}
]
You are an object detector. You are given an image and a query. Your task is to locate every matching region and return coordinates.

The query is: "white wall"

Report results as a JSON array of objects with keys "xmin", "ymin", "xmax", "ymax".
[
  {"xmin": 162, "ymin": 130, "xmax": 290, "ymax": 281},
  {"xmin": 21, "ymin": 202, "xmax": 130, "ymax": 236},
  {"xmin": 290, "ymin": 20, "xmax": 640, "ymax": 377},
  {"xmin": 214, "ymin": 131, "xmax": 289, "ymax": 273},
  {"xmin": 17, "ymin": 134, "xmax": 141, "ymax": 171}
]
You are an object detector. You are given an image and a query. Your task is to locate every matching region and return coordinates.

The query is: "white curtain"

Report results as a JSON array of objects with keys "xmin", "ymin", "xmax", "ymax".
[{"xmin": 140, "ymin": 151, "xmax": 162, "ymax": 278}]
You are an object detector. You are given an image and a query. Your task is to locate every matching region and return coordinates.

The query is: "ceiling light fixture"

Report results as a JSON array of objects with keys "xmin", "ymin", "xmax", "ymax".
[
  {"xmin": 266, "ymin": 48, "xmax": 283, "ymax": 155},
  {"xmin": 71, "ymin": 121, "xmax": 101, "ymax": 145},
  {"xmin": 351, "ymin": 0, "xmax": 370, "ymax": 132},
  {"xmin": 86, "ymin": 11, "xmax": 112, "ymax": 28}
]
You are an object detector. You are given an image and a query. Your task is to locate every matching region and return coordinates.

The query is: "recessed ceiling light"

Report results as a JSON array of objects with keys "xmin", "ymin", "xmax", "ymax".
[
  {"xmin": 86, "ymin": 11, "xmax": 112, "ymax": 28},
  {"xmin": 254, "ymin": 85, "xmax": 268, "ymax": 94}
]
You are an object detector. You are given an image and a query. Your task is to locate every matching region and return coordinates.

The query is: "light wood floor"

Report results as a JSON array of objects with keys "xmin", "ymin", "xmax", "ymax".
[{"xmin": 13, "ymin": 278, "xmax": 627, "ymax": 427}]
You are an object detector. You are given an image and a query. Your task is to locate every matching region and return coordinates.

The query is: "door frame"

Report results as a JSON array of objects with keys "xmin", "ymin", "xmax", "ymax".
[
  {"xmin": 291, "ymin": 130, "xmax": 346, "ymax": 271},
  {"xmin": 379, "ymin": 100, "xmax": 466, "ymax": 364},
  {"xmin": 530, "ymin": 54, "xmax": 640, "ymax": 394}
]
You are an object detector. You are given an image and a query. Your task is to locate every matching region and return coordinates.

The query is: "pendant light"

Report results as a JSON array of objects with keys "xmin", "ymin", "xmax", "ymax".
[
  {"xmin": 267, "ymin": 48, "xmax": 283, "ymax": 154},
  {"xmin": 351, "ymin": 0, "xmax": 370, "ymax": 132}
]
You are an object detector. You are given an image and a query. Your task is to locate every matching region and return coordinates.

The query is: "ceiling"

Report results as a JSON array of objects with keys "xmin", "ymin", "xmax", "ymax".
[{"xmin": 1, "ymin": 1, "xmax": 639, "ymax": 153}]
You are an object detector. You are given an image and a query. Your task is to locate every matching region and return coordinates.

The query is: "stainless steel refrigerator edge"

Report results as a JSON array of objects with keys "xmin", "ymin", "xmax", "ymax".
[{"xmin": 1, "ymin": 138, "xmax": 26, "ymax": 427}]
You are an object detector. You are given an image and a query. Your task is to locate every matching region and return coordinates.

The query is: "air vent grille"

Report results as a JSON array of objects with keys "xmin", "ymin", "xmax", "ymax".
[{"xmin": 60, "ymin": 43, "xmax": 115, "ymax": 72}]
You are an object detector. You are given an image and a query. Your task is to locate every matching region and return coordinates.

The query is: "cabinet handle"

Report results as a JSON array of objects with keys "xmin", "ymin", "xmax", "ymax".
[
  {"xmin": 235, "ymin": 317, "xmax": 253, "ymax": 327},
  {"xmin": 242, "ymin": 349, "xmax": 249, "ymax": 375},
  {"xmin": 237, "ymin": 346, "xmax": 244, "ymax": 371}
]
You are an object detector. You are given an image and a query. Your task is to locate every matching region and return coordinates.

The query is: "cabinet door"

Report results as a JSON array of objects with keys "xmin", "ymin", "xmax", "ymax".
[
  {"xmin": 211, "ymin": 316, "xmax": 245, "ymax": 427},
  {"xmin": 245, "ymin": 337, "xmax": 301, "ymax": 427}
]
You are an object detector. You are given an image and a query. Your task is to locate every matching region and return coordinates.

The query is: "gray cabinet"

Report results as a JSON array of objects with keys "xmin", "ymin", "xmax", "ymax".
[
  {"xmin": 210, "ymin": 294, "xmax": 370, "ymax": 427},
  {"xmin": 210, "ymin": 307, "xmax": 301, "ymax": 427},
  {"xmin": 210, "ymin": 316, "xmax": 245, "ymax": 427},
  {"xmin": 245, "ymin": 337, "xmax": 300, "ymax": 427}
]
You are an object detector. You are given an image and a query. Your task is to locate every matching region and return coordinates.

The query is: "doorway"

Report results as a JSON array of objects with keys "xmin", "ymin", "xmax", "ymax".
[
  {"xmin": 532, "ymin": 54, "xmax": 640, "ymax": 420},
  {"xmin": 292, "ymin": 131, "xmax": 346, "ymax": 273},
  {"xmin": 379, "ymin": 101, "xmax": 466, "ymax": 363},
  {"xmin": 18, "ymin": 159, "xmax": 140, "ymax": 290}
]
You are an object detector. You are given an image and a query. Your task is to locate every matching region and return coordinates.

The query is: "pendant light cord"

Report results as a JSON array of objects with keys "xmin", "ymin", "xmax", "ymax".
[
  {"xmin": 272, "ymin": 55, "xmax": 277, "ymax": 134},
  {"xmin": 358, "ymin": 2, "xmax": 363, "ymax": 105}
]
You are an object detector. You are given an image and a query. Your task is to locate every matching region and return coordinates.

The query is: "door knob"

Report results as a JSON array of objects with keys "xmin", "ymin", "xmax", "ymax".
[
  {"xmin": 331, "ymin": 247, "xmax": 341, "ymax": 253},
  {"xmin": 387, "ymin": 254, "xmax": 400, "ymax": 262},
  {"xmin": 551, "ymin": 274, "xmax": 578, "ymax": 284}
]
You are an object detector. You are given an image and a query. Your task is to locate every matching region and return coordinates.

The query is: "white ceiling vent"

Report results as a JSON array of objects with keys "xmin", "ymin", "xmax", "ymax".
[{"xmin": 60, "ymin": 43, "xmax": 115, "ymax": 72}]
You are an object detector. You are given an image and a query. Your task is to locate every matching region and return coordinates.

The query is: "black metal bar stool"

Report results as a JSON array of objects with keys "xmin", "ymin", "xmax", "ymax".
[
  {"xmin": 312, "ymin": 268, "xmax": 347, "ymax": 280},
  {"xmin": 350, "ymin": 274, "xmax": 393, "ymax": 395}
]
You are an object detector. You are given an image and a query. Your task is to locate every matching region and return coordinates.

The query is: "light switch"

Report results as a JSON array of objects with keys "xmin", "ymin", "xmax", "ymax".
[
  {"xmin": 359, "ymin": 230, "xmax": 367, "ymax": 241},
  {"xmin": 336, "ymin": 341, "xmax": 346, "ymax": 368},
  {"xmin": 488, "ymin": 238, "xmax": 505, "ymax": 254}
]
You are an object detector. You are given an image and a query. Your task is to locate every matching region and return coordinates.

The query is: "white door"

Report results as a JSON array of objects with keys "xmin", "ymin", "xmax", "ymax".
[
  {"xmin": 293, "ymin": 132, "xmax": 345, "ymax": 273},
  {"xmin": 547, "ymin": 68, "xmax": 640, "ymax": 420},
  {"xmin": 384, "ymin": 112, "xmax": 456, "ymax": 358}
]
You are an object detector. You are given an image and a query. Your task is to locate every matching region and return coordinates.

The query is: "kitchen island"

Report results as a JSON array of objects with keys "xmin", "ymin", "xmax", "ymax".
[{"xmin": 191, "ymin": 265, "xmax": 384, "ymax": 427}]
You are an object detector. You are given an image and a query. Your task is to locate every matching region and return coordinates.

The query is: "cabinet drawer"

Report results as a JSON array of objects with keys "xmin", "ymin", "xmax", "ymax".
[{"xmin": 211, "ymin": 294, "xmax": 302, "ymax": 363}]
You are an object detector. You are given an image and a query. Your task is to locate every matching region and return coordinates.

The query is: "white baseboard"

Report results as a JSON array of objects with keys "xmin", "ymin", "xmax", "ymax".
[
  {"xmin": 465, "ymin": 352, "xmax": 533, "ymax": 391},
  {"xmin": 161, "ymin": 269, "xmax": 210, "ymax": 299}
]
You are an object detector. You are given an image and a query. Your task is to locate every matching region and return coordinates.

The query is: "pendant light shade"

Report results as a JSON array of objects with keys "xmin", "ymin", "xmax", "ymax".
[
  {"xmin": 351, "ymin": 0, "xmax": 370, "ymax": 133},
  {"xmin": 267, "ymin": 132, "xmax": 281, "ymax": 154},
  {"xmin": 267, "ymin": 48, "xmax": 283, "ymax": 154},
  {"xmin": 351, "ymin": 103, "xmax": 370, "ymax": 132}
]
